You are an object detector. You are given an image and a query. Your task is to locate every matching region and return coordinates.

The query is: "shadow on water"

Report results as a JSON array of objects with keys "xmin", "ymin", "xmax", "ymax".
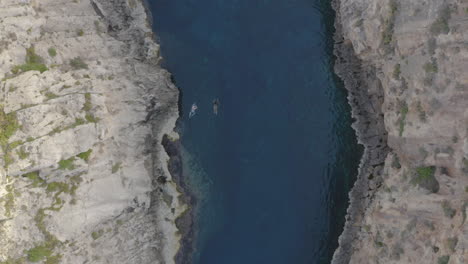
[{"xmin": 148, "ymin": 0, "xmax": 363, "ymax": 263}]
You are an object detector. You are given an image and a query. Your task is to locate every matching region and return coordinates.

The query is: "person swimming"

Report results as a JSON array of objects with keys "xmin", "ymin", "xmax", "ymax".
[
  {"xmin": 213, "ymin": 98, "xmax": 220, "ymax": 115},
  {"xmin": 189, "ymin": 103, "xmax": 198, "ymax": 118}
]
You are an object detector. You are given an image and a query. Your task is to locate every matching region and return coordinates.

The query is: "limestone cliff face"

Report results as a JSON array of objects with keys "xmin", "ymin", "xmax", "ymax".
[
  {"xmin": 0, "ymin": 0, "xmax": 184, "ymax": 263},
  {"xmin": 333, "ymin": 0, "xmax": 468, "ymax": 263}
]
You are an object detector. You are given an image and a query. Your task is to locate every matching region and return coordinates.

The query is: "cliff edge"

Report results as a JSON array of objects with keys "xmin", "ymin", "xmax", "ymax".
[
  {"xmin": 333, "ymin": 0, "xmax": 468, "ymax": 263},
  {"xmin": 0, "ymin": 0, "xmax": 184, "ymax": 263}
]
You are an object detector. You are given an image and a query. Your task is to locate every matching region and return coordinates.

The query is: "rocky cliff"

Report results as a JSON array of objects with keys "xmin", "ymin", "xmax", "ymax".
[
  {"xmin": 333, "ymin": 0, "xmax": 468, "ymax": 263},
  {"xmin": 0, "ymin": 0, "xmax": 185, "ymax": 263}
]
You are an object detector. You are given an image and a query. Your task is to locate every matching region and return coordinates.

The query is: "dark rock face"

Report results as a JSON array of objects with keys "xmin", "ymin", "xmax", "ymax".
[
  {"xmin": 332, "ymin": 0, "xmax": 468, "ymax": 262},
  {"xmin": 331, "ymin": 0, "xmax": 390, "ymax": 263},
  {"xmin": 161, "ymin": 135, "xmax": 195, "ymax": 264}
]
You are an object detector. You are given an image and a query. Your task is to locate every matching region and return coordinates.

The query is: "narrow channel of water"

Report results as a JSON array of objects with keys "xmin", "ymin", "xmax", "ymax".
[{"xmin": 148, "ymin": 0, "xmax": 363, "ymax": 263}]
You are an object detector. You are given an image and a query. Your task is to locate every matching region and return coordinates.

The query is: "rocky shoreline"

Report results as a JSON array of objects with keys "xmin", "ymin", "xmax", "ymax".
[
  {"xmin": 0, "ymin": 0, "xmax": 185, "ymax": 263},
  {"xmin": 161, "ymin": 134, "xmax": 196, "ymax": 264},
  {"xmin": 143, "ymin": 3, "xmax": 196, "ymax": 263},
  {"xmin": 331, "ymin": 0, "xmax": 390, "ymax": 262},
  {"xmin": 331, "ymin": 0, "xmax": 468, "ymax": 263}
]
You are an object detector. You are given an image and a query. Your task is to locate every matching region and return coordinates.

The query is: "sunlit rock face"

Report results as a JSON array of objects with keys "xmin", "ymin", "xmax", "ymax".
[{"xmin": 0, "ymin": 0, "xmax": 184, "ymax": 263}]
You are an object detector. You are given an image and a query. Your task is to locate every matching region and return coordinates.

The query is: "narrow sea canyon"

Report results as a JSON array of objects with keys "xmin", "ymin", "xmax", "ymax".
[{"xmin": 149, "ymin": 0, "xmax": 363, "ymax": 263}]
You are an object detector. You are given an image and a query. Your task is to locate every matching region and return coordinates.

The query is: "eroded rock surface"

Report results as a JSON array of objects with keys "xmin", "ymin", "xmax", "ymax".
[
  {"xmin": 0, "ymin": 0, "xmax": 184, "ymax": 263},
  {"xmin": 333, "ymin": 0, "xmax": 468, "ymax": 263}
]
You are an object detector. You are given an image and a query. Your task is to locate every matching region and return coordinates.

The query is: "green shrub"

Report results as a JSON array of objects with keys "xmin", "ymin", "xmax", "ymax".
[
  {"xmin": 82, "ymin": 93, "xmax": 92, "ymax": 111},
  {"xmin": 77, "ymin": 29, "xmax": 84, "ymax": 36},
  {"xmin": 91, "ymin": 229, "xmax": 104, "ymax": 240},
  {"xmin": 26, "ymin": 46, "xmax": 43, "ymax": 64},
  {"xmin": 76, "ymin": 149, "xmax": 92, "ymax": 162},
  {"xmin": 381, "ymin": 0, "xmax": 398, "ymax": 45},
  {"xmin": 446, "ymin": 237, "xmax": 458, "ymax": 252},
  {"xmin": 48, "ymin": 47, "xmax": 57, "ymax": 57},
  {"xmin": 411, "ymin": 166, "xmax": 439, "ymax": 193},
  {"xmin": 427, "ymin": 38, "xmax": 436, "ymax": 55},
  {"xmin": 12, "ymin": 47, "xmax": 48, "ymax": 74},
  {"xmin": 391, "ymin": 245, "xmax": 404, "ymax": 260},
  {"xmin": 9, "ymin": 140, "xmax": 23, "ymax": 149},
  {"xmin": 437, "ymin": 255, "xmax": 449, "ymax": 264},
  {"xmin": 27, "ymin": 245, "xmax": 52, "ymax": 262},
  {"xmin": 112, "ymin": 162, "xmax": 122, "ymax": 173},
  {"xmin": 58, "ymin": 157, "xmax": 75, "ymax": 170},
  {"xmin": 430, "ymin": 6, "xmax": 451, "ymax": 35},
  {"xmin": 423, "ymin": 60, "xmax": 438, "ymax": 74},
  {"xmin": 441, "ymin": 200, "xmax": 456, "ymax": 218},
  {"xmin": 416, "ymin": 102, "xmax": 427, "ymax": 122},
  {"xmin": 462, "ymin": 202, "xmax": 467, "ymax": 224},
  {"xmin": 0, "ymin": 108, "xmax": 19, "ymax": 147},
  {"xmin": 72, "ymin": 118, "xmax": 86, "ymax": 128},
  {"xmin": 12, "ymin": 63, "xmax": 48, "ymax": 74},
  {"xmin": 8, "ymin": 85, "xmax": 17, "ymax": 92},
  {"xmin": 4, "ymin": 186, "xmax": 15, "ymax": 217},
  {"xmin": 44, "ymin": 255, "xmax": 62, "ymax": 264},
  {"xmin": 70, "ymin": 57, "xmax": 88, "ymax": 70},
  {"xmin": 4, "ymin": 152, "xmax": 14, "ymax": 167},
  {"xmin": 419, "ymin": 147, "xmax": 428, "ymax": 160},
  {"xmin": 17, "ymin": 146, "xmax": 29, "ymax": 159},
  {"xmin": 23, "ymin": 171, "xmax": 45, "ymax": 187},
  {"xmin": 462, "ymin": 158, "xmax": 468, "ymax": 174},
  {"xmin": 393, "ymin": 64, "xmax": 401, "ymax": 79},
  {"xmin": 94, "ymin": 20, "xmax": 102, "ymax": 35},
  {"xmin": 391, "ymin": 155, "xmax": 401, "ymax": 169},
  {"xmin": 46, "ymin": 182, "xmax": 70, "ymax": 194},
  {"xmin": 45, "ymin": 91, "xmax": 58, "ymax": 100},
  {"xmin": 85, "ymin": 113, "xmax": 98, "ymax": 123},
  {"xmin": 374, "ymin": 240, "xmax": 385, "ymax": 248},
  {"xmin": 398, "ymin": 102, "xmax": 408, "ymax": 137}
]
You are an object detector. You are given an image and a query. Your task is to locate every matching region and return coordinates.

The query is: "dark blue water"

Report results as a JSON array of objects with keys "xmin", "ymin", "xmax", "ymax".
[{"xmin": 148, "ymin": 0, "xmax": 362, "ymax": 263}]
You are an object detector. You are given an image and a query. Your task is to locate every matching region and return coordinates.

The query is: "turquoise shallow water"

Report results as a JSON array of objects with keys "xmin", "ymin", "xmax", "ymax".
[{"xmin": 148, "ymin": 0, "xmax": 363, "ymax": 263}]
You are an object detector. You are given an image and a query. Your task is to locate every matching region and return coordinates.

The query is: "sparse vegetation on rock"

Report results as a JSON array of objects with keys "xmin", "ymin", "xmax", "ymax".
[
  {"xmin": 392, "ymin": 63, "xmax": 401, "ymax": 79},
  {"xmin": 48, "ymin": 47, "xmax": 57, "ymax": 57},
  {"xmin": 70, "ymin": 57, "xmax": 88, "ymax": 70},
  {"xmin": 12, "ymin": 47, "xmax": 48, "ymax": 74},
  {"xmin": 91, "ymin": 229, "xmax": 104, "ymax": 240},
  {"xmin": 437, "ymin": 255, "xmax": 450, "ymax": 264},
  {"xmin": 112, "ymin": 162, "xmax": 122, "ymax": 173},
  {"xmin": 411, "ymin": 166, "xmax": 439, "ymax": 193},
  {"xmin": 58, "ymin": 157, "xmax": 75, "ymax": 170},
  {"xmin": 430, "ymin": 6, "xmax": 451, "ymax": 35},
  {"xmin": 332, "ymin": 0, "xmax": 468, "ymax": 263},
  {"xmin": 382, "ymin": 0, "xmax": 398, "ymax": 46},
  {"xmin": 76, "ymin": 149, "xmax": 92, "ymax": 162},
  {"xmin": 27, "ymin": 245, "xmax": 52, "ymax": 262},
  {"xmin": 423, "ymin": 59, "xmax": 438, "ymax": 74},
  {"xmin": 441, "ymin": 200, "xmax": 456, "ymax": 218},
  {"xmin": 446, "ymin": 237, "xmax": 458, "ymax": 252},
  {"xmin": 0, "ymin": 108, "xmax": 19, "ymax": 147},
  {"xmin": 0, "ymin": 0, "xmax": 183, "ymax": 262},
  {"xmin": 398, "ymin": 101, "xmax": 408, "ymax": 137}
]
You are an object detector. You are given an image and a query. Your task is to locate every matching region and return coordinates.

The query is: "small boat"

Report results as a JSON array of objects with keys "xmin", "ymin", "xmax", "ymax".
[
  {"xmin": 213, "ymin": 98, "xmax": 220, "ymax": 115},
  {"xmin": 189, "ymin": 103, "xmax": 198, "ymax": 118}
]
